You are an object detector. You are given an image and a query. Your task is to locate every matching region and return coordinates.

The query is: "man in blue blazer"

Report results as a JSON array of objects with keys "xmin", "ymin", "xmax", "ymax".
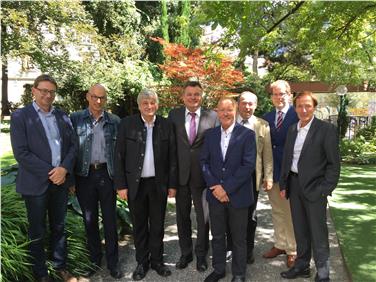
[
  {"xmin": 201, "ymin": 97, "xmax": 256, "ymax": 282},
  {"xmin": 10, "ymin": 74, "xmax": 77, "ymax": 282},
  {"xmin": 262, "ymin": 80, "xmax": 298, "ymax": 268}
]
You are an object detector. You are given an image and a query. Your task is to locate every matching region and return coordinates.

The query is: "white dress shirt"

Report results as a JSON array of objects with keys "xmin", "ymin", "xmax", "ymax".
[
  {"xmin": 220, "ymin": 122, "xmax": 235, "ymax": 161},
  {"xmin": 141, "ymin": 115, "xmax": 156, "ymax": 177},
  {"xmin": 185, "ymin": 107, "xmax": 201, "ymax": 137},
  {"xmin": 237, "ymin": 115, "xmax": 256, "ymax": 131},
  {"xmin": 291, "ymin": 117, "xmax": 315, "ymax": 173}
]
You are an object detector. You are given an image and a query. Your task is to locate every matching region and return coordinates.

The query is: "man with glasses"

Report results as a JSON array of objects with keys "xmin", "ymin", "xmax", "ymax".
[
  {"xmin": 70, "ymin": 84, "xmax": 123, "ymax": 279},
  {"xmin": 10, "ymin": 74, "xmax": 78, "ymax": 282},
  {"xmin": 262, "ymin": 80, "xmax": 298, "ymax": 268}
]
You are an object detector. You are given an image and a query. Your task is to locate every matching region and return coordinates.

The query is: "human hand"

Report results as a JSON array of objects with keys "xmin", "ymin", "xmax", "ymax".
[
  {"xmin": 48, "ymin": 167, "xmax": 67, "ymax": 185},
  {"xmin": 117, "ymin": 189, "xmax": 128, "ymax": 201}
]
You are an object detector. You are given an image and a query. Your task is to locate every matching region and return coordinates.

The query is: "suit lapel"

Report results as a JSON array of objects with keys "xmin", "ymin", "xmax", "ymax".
[
  {"xmin": 214, "ymin": 127, "xmax": 224, "ymax": 162},
  {"xmin": 224, "ymin": 124, "xmax": 239, "ymax": 163},
  {"xmin": 28, "ymin": 105, "xmax": 50, "ymax": 146},
  {"xmin": 196, "ymin": 109, "xmax": 208, "ymax": 140},
  {"xmin": 179, "ymin": 107, "xmax": 190, "ymax": 146},
  {"xmin": 300, "ymin": 117, "xmax": 318, "ymax": 157}
]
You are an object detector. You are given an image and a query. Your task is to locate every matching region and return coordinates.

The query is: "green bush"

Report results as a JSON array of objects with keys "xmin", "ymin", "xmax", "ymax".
[{"xmin": 341, "ymin": 136, "xmax": 376, "ymax": 165}]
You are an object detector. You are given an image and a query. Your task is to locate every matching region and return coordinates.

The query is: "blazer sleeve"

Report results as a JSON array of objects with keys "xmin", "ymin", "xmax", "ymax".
[
  {"xmin": 114, "ymin": 119, "xmax": 128, "ymax": 190},
  {"xmin": 200, "ymin": 131, "xmax": 220, "ymax": 188},
  {"xmin": 10, "ymin": 110, "xmax": 53, "ymax": 175},
  {"xmin": 223, "ymin": 130, "xmax": 256, "ymax": 195},
  {"xmin": 262, "ymin": 123, "xmax": 273, "ymax": 182},
  {"xmin": 319, "ymin": 124, "xmax": 341, "ymax": 196}
]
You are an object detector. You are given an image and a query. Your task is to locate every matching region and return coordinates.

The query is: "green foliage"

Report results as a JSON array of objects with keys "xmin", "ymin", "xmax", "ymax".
[{"xmin": 341, "ymin": 129, "xmax": 376, "ymax": 165}]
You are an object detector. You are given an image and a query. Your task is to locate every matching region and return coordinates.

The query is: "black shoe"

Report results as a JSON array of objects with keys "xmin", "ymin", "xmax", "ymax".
[
  {"xmin": 315, "ymin": 273, "xmax": 330, "ymax": 282},
  {"xmin": 281, "ymin": 267, "xmax": 311, "ymax": 279},
  {"xmin": 196, "ymin": 256, "xmax": 208, "ymax": 272},
  {"xmin": 247, "ymin": 251, "xmax": 255, "ymax": 264},
  {"xmin": 109, "ymin": 266, "xmax": 124, "ymax": 279},
  {"xmin": 151, "ymin": 263, "xmax": 171, "ymax": 277},
  {"xmin": 231, "ymin": 275, "xmax": 245, "ymax": 282},
  {"xmin": 176, "ymin": 254, "xmax": 193, "ymax": 269},
  {"xmin": 132, "ymin": 263, "xmax": 149, "ymax": 281},
  {"xmin": 37, "ymin": 276, "xmax": 51, "ymax": 282},
  {"xmin": 204, "ymin": 271, "xmax": 226, "ymax": 282}
]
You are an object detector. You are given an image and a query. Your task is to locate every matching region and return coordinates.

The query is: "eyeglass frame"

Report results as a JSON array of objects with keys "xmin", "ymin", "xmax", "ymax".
[
  {"xmin": 35, "ymin": 87, "xmax": 56, "ymax": 96},
  {"xmin": 89, "ymin": 94, "xmax": 107, "ymax": 101}
]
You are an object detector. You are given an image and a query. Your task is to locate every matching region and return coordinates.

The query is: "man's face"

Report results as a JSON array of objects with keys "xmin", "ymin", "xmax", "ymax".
[
  {"xmin": 86, "ymin": 86, "xmax": 107, "ymax": 113},
  {"xmin": 238, "ymin": 95, "xmax": 257, "ymax": 120},
  {"xmin": 32, "ymin": 81, "xmax": 56, "ymax": 111},
  {"xmin": 271, "ymin": 85, "xmax": 291, "ymax": 110},
  {"xmin": 138, "ymin": 97, "xmax": 159, "ymax": 120},
  {"xmin": 295, "ymin": 94, "xmax": 316, "ymax": 127},
  {"xmin": 182, "ymin": 86, "xmax": 203, "ymax": 112},
  {"xmin": 217, "ymin": 99, "xmax": 236, "ymax": 130}
]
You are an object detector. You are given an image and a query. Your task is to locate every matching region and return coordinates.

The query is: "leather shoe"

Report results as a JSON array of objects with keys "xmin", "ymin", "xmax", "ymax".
[
  {"xmin": 56, "ymin": 269, "xmax": 77, "ymax": 282},
  {"xmin": 37, "ymin": 276, "xmax": 51, "ymax": 282},
  {"xmin": 287, "ymin": 255, "xmax": 296, "ymax": 268},
  {"xmin": 196, "ymin": 256, "xmax": 208, "ymax": 272},
  {"xmin": 176, "ymin": 254, "xmax": 193, "ymax": 269},
  {"xmin": 204, "ymin": 271, "xmax": 226, "ymax": 282},
  {"xmin": 280, "ymin": 267, "xmax": 311, "ymax": 279},
  {"xmin": 109, "ymin": 266, "xmax": 124, "ymax": 279},
  {"xmin": 263, "ymin": 246, "xmax": 286, "ymax": 258},
  {"xmin": 151, "ymin": 263, "xmax": 171, "ymax": 277},
  {"xmin": 132, "ymin": 264, "xmax": 149, "ymax": 281},
  {"xmin": 315, "ymin": 273, "xmax": 330, "ymax": 282},
  {"xmin": 247, "ymin": 251, "xmax": 255, "ymax": 264},
  {"xmin": 231, "ymin": 275, "xmax": 245, "ymax": 282}
]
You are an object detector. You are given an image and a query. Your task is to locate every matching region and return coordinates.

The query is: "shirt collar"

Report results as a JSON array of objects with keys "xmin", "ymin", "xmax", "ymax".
[
  {"xmin": 185, "ymin": 107, "xmax": 201, "ymax": 118},
  {"xmin": 237, "ymin": 114, "xmax": 255, "ymax": 124},
  {"xmin": 141, "ymin": 114, "xmax": 156, "ymax": 127},
  {"xmin": 221, "ymin": 122, "xmax": 235, "ymax": 135},
  {"xmin": 88, "ymin": 109, "xmax": 104, "ymax": 122},
  {"xmin": 33, "ymin": 101, "xmax": 54, "ymax": 114},
  {"xmin": 297, "ymin": 116, "xmax": 315, "ymax": 131}
]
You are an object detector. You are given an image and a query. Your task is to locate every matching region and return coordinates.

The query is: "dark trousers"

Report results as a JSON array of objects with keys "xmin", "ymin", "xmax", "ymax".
[
  {"xmin": 175, "ymin": 184, "xmax": 209, "ymax": 258},
  {"xmin": 289, "ymin": 174, "xmax": 330, "ymax": 280},
  {"xmin": 76, "ymin": 167, "xmax": 118, "ymax": 270},
  {"xmin": 23, "ymin": 184, "xmax": 68, "ymax": 278},
  {"xmin": 128, "ymin": 178, "xmax": 167, "ymax": 266},
  {"xmin": 209, "ymin": 203, "xmax": 248, "ymax": 276}
]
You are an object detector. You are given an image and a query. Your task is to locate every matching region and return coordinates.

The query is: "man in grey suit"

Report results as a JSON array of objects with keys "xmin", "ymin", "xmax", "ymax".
[
  {"xmin": 279, "ymin": 91, "xmax": 340, "ymax": 282},
  {"xmin": 168, "ymin": 81, "xmax": 217, "ymax": 272}
]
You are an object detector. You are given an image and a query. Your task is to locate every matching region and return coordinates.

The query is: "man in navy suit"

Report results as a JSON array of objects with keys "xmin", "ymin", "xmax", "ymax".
[
  {"xmin": 263, "ymin": 80, "xmax": 298, "ymax": 268},
  {"xmin": 201, "ymin": 97, "xmax": 256, "ymax": 282},
  {"xmin": 10, "ymin": 74, "xmax": 77, "ymax": 282}
]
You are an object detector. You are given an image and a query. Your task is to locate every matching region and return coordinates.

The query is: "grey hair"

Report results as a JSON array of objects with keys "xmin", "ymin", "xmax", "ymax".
[
  {"xmin": 137, "ymin": 89, "xmax": 159, "ymax": 105},
  {"xmin": 239, "ymin": 91, "xmax": 258, "ymax": 104},
  {"xmin": 270, "ymin": 80, "xmax": 291, "ymax": 94}
]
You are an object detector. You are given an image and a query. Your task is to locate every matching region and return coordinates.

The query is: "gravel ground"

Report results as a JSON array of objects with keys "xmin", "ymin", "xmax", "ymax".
[{"xmin": 85, "ymin": 190, "xmax": 350, "ymax": 282}]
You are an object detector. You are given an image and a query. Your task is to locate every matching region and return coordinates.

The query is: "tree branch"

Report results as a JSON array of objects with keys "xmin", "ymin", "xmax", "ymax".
[{"xmin": 266, "ymin": 1, "xmax": 305, "ymax": 34}]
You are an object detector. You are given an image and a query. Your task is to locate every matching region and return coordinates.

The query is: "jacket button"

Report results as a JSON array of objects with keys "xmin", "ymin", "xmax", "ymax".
[
  {"xmin": 273, "ymin": 145, "xmax": 276, "ymax": 149},
  {"xmin": 136, "ymin": 179, "xmax": 139, "ymax": 182},
  {"xmin": 139, "ymin": 167, "xmax": 142, "ymax": 170},
  {"xmin": 141, "ymin": 153, "xmax": 144, "ymax": 156},
  {"xmin": 222, "ymin": 168, "xmax": 225, "ymax": 171}
]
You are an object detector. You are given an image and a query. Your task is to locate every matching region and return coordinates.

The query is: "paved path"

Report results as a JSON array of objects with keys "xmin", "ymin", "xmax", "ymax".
[{"xmin": 87, "ymin": 191, "xmax": 349, "ymax": 282}]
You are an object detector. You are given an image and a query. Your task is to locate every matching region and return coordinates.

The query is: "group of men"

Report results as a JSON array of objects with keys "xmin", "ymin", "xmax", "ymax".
[{"xmin": 10, "ymin": 74, "xmax": 340, "ymax": 282}]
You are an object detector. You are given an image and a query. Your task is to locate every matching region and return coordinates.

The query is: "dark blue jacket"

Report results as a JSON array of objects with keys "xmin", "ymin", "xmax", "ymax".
[
  {"xmin": 10, "ymin": 104, "xmax": 77, "ymax": 196},
  {"xmin": 70, "ymin": 109, "xmax": 120, "ymax": 179},
  {"xmin": 200, "ymin": 123, "xmax": 256, "ymax": 209},
  {"xmin": 263, "ymin": 106, "xmax": 298, "ymax": 182}
]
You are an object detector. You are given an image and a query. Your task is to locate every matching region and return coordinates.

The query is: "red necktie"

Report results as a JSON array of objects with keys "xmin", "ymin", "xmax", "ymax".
[{"xmin": 277, "ymin": 111, "xmax": 283, "ymax": 130}]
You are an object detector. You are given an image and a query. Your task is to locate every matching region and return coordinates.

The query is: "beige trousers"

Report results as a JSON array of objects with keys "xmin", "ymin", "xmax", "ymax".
[{"xmin": 267, "ymin": 182, "xmax": 296, "ymax": 255}]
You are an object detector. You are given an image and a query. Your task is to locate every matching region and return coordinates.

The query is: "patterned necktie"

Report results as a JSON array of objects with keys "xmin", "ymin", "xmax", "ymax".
[
  {"xmin": 241, "ymin": 119, "xmax": 247, "ymax": 125},
  {"xmin": 276, "ymin": 111, "xmax": 283, "ymax": 130},
  {"xmin": 189, "ymin": 112, "xmax": 196, "ymax": 145}
]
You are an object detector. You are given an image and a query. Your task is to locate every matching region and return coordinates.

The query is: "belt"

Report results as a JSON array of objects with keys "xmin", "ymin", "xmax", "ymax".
[
  {"xmin": 89, "ymin": 163, "xmax": 107, "ymax": 170},
  {"xmin": 141, "ymin": 176, "xmax": 155, "ymax": 180},
  {"xmin": 290, "ymin": 171, "xmax": 298, "ymax": 177}
]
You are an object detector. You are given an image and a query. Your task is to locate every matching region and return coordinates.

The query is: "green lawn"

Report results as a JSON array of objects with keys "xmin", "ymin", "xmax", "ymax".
[
  {"xmin": 329, "ymin": 165, "xmax": 376, "ymax": 282},
  {"xmin": 1, "ymin": 151, "xmax": 16, "ymax": 167}
]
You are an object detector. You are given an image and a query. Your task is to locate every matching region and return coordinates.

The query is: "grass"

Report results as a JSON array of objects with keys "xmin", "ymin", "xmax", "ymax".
[
  {"xmin": 329, "ymin": 165, "xmax": 376, "ymax": 282},
  {"xmin": 1, "ymin": 151, "xmax": 16, "ymax": 167}
]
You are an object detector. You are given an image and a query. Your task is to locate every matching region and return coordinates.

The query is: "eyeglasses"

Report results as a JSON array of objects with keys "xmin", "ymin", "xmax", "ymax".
[
  {"xmin": 90, "ymin": 95, "xmax": 107, "ymax": 101},
  {"xmin": 272, "ymin": 92, "xmax": 288, "ymax": 98},
  {"xmin": 36, "ymin": 88, "xmax": 56, "ymax": 96}
]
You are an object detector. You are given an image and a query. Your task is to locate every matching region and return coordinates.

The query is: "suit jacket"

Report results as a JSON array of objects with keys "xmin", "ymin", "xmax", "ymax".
[
  {"xmin": 200, "ymin": 123, "xmax": 257, "ymax": 208},
  {"xmin": 10, "ymin": 104, "xmax": 77, "ymax": 196},
  {"xmin": 263, "ymin": 106, "xmax": 299, "ymax": 182},
  {"xmin": 114, "ymin": 114, "xmax": 177, "ymax": 201},
  {"xmin": 168, "ymin": 107, "xmax": 217, "ymax": 188},
  {"xmin": 252, "ymin": 117, "xmax": 273, "ymax": 190},
  {"xmin": 279, "ymin": 117, "xmax": 341, "ymax": 202}
]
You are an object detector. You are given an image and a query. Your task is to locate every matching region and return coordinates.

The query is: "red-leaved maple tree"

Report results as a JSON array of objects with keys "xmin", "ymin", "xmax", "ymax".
[{"xmin": 151, "ymin": 37, "xmax": 244, "ymax": 108}]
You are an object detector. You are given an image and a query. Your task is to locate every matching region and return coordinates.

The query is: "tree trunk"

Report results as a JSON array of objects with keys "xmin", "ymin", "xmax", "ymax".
[
  {"xmin": 252, "ymin": 49, "xmax": 259, "ymax": 76},
  {"xmin": 161, "ymin": 0, "xmax": 169, "ymax": 42},
  {"xmin": 1, "ymin": 60, "xmax": 10, "ymax": 117}
]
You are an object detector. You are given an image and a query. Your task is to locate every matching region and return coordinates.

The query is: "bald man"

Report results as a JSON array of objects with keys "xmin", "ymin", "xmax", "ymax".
[{"xmin": 70, "ymin": 84, "xmax": 123, "ymax": 279}]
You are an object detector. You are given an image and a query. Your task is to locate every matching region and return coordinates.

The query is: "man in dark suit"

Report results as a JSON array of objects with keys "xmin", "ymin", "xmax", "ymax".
[
  {"xmin": 263, "ymin": 80, "xmax": 298, "ymax": 268},
  {"xmin": 279, "ymin": 91, "xmax": 340, "ymax": 282},
  {"xmin": 70, "ymin": 84, "xmax": 122, "ymax": 279},
  {"xmin": 10, "ymin": 74, "xmax": 77, "ymax": 282},
  {"xmin": 201, "ymin": 97, "xmax": 256, "ymax": 282},
  {"xmin": 114, "ymin": 89, "xmax": 177, "ymax": 281},
  {"xmin": 168, "ymin": 81, "xmax": 217, "ymax": 272}
]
